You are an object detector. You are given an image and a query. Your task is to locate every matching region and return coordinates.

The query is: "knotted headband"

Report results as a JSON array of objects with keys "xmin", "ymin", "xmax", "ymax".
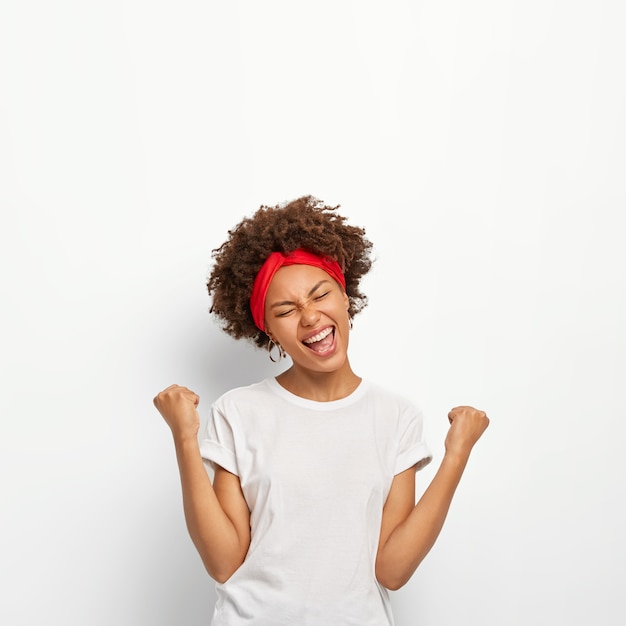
[{"xmin": 250, "ymin": 248, "xmax": 346, "ymax": 332}]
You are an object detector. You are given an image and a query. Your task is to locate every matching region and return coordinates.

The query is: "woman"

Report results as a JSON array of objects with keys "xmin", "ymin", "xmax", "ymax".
[{"xmin": 153, "ymin": 196, "xmax": 489, "ymax": 625}]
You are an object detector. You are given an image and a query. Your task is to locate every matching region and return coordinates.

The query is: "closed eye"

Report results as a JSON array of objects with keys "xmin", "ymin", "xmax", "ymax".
[{"xmin": 314, "ymin": 291, "xmax": 330, "ymax": 301}]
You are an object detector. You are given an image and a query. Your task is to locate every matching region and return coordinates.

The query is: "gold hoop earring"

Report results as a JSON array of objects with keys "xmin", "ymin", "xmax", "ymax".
[{"xmin": 267, "ymin": 339, "xmax": 284, "ymax": 363}]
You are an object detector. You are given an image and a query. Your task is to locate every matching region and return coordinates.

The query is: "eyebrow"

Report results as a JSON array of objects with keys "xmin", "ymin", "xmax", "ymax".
[{"xmin": 269, "ymin": 280, "xmax": 331, "ymax": 308}]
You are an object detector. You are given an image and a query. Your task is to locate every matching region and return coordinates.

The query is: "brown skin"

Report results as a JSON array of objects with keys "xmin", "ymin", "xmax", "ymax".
[
  {"xmin": 154, "ymin": 261, "xmax": 489, "ymax": 587},
  {"xmin": 376, "ymin": 405, "xmax": 489, "ymax": 589},
  {"xmin": 153, "ymin": 385, "xmax": 249, "ymax": 583},
  {"xmin": 264, "ymin": 265, "xmax": 358, "ymax": 401}
]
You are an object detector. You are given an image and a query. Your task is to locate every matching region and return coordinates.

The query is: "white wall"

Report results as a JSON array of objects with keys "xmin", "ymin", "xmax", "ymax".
[{"xmin": 1, "ymin": 1, "xmax": 625, "ymax": 625}]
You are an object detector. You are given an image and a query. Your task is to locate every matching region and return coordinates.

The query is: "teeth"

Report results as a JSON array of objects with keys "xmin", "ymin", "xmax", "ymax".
[{"xmin": 303, "ymin": 327, "xmax": 333, "ymax": 344}]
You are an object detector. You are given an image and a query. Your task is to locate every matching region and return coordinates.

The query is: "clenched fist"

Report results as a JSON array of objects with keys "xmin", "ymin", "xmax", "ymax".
[
  {"xmin": 445, "ymin": 405, "xmax": 490, "ymax": 459},
  {"xmin": 153, "ymin": 384, "xmax": 201, "ymax": 442}
]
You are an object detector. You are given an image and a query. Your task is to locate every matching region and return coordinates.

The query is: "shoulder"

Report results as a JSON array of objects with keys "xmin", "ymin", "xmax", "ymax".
[
  {"xmin": 204, "ymin": 379, "xmax": 277, "ymax": 446},
  {"xmin": 363, "ymin": 380, "xmax": 424, "ymax": 418},
  {"xmin": 213, "ymin": 378, "xmax": 275, "ymax": 407},
  {"xmin": 210, "ymin": 378, "xmax": 283, "ymax": 426}
]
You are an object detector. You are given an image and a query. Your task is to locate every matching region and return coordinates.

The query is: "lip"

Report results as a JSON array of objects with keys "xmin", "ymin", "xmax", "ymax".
[
  {"xmin": 301, "ymin": 325, "xmax": 337, "ymax": 357},
  {"xmin": 301, "ymin": 325, "xmax": 334, "ymax": 344}
]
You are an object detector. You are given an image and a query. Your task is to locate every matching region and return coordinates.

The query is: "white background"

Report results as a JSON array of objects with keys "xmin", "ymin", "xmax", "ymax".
[{"xmin": 1, "ymin": 1, "xmax": 625, "ymax": 625}]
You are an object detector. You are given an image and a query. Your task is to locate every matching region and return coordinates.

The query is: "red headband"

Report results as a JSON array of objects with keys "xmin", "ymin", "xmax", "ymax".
[{"xmin": 250, "ymin": 248, "xmax": 346, "ymax": 332}]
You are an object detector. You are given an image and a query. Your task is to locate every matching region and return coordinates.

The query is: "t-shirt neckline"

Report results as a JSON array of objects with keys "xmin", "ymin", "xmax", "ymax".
[{"xmin": 265, "ymin": 376, "xmax": 369, "ymax": 411}]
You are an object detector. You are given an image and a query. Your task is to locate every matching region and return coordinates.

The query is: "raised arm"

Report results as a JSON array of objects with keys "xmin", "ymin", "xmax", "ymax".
[
  {"xmin": 153, "ymin": 385, "xmax": 251, "ymax": 583},
  {"xmin": 375, "ymin": 405, "xmax": 489, "ymax": 590}
]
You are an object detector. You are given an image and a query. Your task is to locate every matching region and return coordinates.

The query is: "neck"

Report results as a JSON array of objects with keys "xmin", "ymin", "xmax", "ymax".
[{"xmin": 275, "ymin": 361, "xmax": 361, "ymax": 402}]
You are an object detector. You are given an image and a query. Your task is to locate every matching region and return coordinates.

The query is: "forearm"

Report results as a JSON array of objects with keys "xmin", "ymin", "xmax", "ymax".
[
  {"xmin": 376, "ymin": 452, "xmax": 469, "ymax": 590},
  {"xmin": 174, "ymin": 438, "xmax": 248, "ymax": 582}
]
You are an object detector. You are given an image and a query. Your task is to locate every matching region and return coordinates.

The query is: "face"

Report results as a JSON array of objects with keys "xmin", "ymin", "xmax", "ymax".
[{"xmin": 264, "ymin": 264, "xmax": 351, "ymax": 373}]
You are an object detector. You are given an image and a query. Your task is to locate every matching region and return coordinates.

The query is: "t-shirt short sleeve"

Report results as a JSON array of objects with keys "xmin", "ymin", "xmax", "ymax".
[
  {"xmin": 394, "ymin": 406, "xmax": 432, "ymax": 475},
  {"xmin": 199, "ymin": 406, "xmax": 239, "ymax": 476}
]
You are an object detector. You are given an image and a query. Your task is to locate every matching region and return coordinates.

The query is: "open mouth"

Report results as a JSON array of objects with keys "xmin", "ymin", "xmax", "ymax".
[{"xmin": 302, "ymin": 326, "xmax": 335, "ymax": 354}]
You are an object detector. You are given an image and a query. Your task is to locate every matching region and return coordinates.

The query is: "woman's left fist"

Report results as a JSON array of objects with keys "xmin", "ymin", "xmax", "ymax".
[{"xmin": 445, "ymin": 405, "xmax": 490, "ymax": 457}]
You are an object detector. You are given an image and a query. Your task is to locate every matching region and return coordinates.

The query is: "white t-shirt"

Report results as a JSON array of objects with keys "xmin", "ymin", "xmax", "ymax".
[{"xmin": 200, "ymin": 377, "xmax": 432, "ymax": 626}]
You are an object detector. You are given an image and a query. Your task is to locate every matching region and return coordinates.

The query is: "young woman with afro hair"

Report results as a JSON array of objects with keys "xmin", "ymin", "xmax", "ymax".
[{"xmin": 153, "ymin": 195, "xmax": 489, "ymax": 626}]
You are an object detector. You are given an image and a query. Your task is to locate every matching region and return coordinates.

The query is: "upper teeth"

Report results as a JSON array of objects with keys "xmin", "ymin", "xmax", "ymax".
[{"xmin": 304, "ymin": 327, "xmax": 333, "ymax": 344}]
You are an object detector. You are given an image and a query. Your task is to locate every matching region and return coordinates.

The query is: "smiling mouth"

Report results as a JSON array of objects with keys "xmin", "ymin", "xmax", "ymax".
[{"xmin": 302, "ymin": 327, "xmax": 335, "ymax": 353}]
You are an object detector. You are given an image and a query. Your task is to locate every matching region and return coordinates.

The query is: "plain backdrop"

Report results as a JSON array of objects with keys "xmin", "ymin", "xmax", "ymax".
[{"xmin": 1, "ymin": 1, "xmax": 625, "ymax": 625}]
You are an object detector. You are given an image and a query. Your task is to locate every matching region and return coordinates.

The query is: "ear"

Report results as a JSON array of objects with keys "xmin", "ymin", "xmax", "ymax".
[{"xmin": 342, "ymin": 290, "xmax": 349, "ymax": 310}]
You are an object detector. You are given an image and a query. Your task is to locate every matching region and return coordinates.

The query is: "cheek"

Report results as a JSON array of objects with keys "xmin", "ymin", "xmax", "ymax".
[{"xmin": 268, "ymin": 318, "xmax": 297, "ymax": 343}]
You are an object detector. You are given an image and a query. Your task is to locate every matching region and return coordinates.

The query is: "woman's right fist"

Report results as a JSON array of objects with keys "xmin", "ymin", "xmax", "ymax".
[{"xmin": 153, "ymin": 384, "xmax": 201, "ymax": 440}]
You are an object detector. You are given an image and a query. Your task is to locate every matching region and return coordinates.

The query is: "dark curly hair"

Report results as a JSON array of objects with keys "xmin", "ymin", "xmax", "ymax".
[{"xmin": 207, "ymin": 195, "xmax": 374, "ymax": 349}]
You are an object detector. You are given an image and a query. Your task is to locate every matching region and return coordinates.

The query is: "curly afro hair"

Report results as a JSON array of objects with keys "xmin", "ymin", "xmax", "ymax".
[{"xmin": 207, "ymin": 195, "xmax": 374, "ymax": 349}]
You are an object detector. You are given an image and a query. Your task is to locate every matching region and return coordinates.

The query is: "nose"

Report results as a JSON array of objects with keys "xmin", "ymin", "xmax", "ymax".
[{"xmin": 300, "ymin": 300, "xmax": 321, "ymax": 326}]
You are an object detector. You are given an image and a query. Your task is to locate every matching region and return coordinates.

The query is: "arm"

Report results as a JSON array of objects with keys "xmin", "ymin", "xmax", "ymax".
[
  {"xmin": 375, "ymin": 405, "xmax": 489, "ymax": 590},
  {"xmin": 154, "ymin": 385, "xmax": 251, "ymax": 583}
]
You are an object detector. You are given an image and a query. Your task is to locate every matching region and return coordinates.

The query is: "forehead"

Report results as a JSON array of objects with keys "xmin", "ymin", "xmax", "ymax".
[{"xmin": 266, "ymin": 264, "xmax": 332, "ymax": 299}]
